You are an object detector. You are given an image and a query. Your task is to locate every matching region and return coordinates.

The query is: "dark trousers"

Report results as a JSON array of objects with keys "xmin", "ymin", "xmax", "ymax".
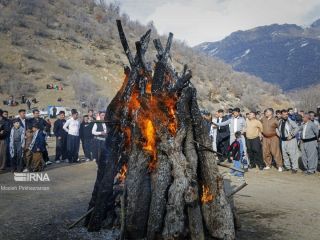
[
  {"xmin": 5, "ymin": 137, "xmax": 11, "ymax": 167},
  {"xmin": 217, "ymin": 133, "xmax": 230, "ymax": 158},
  {"xmin": 246, "ymin": 137, "xmax": 264, "ymax": 168},
  {"xmin": 11, "ymin": 146, "xmax": 23, "ymax": 172},
  {"xmin": 82, "ymin": 138, "xmax": 93, "ymax": 160},
  {"xmin": 93, "ymin": 139, "xmax": 106, "ymax": 166},
  {"xmin": 55, "ymin": 136, "xmax": 67, "ymax": 160},
  {"xmin": 67, "ymin": 135, "xmax": 80, "ymax": 162}
]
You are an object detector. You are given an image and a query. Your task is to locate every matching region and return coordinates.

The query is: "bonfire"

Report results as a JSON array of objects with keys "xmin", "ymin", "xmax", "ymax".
[{"xmin": 83, "ymin": 20, "xmax": 236, "ymax": 240}]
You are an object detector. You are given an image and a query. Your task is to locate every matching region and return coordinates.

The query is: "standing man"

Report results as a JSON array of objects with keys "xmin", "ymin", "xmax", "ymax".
[
  {"xmin": 28, "ymin": 109, "xmax": 51, "ymax": 164},
  {"xmin": 213, "ymin": 108, "xmax": 247, "ymax": 155},
  {"xmin": 52, "ymin": 106, "xmax": 57, "ymax": 118},
  {"xmin": 28, "ymin": 109, "xmax": 47, "ymax": 131},
  {"xmin": 80, "ymin": 115, "xmax": 94, "ymax": 161},
  {"xmin": 92, "ymin": 111, "xmax": 107, "ymax": 166},
  {"xmin": 0, "ymin": 109, "xmax": 10, "ymax": 171},
  {"xmin": 88, "ymin": 109, "xmax": 96, "ymax": 122},
  {"xmin": 277, "ymin": 109, "xmax": 300, "ymax": 173},
  {"xmin": 210, "ymin": 111, "xmax": 218, "ymax": 152},
  {"xmin": 17, "ymin": 109, "xmax": 27, "ymax": 129},
  {"xmin": 261, "ymin": 108, "xmax": 283, "ymax": 171},
  {"xmin": 215, "ymin": 109, "xmax": 230, "ymax": 160},
  {"xmin": 300, "ymin": 113, "xmax": 319, "ymax": 175},
  {"xmin": 63, "ymin": 109, "xmax": 80, "ymax": 163},
  {"xmin": 9, "ymin": 119, "xmax": 25, "ymax": 172},
  {"xmin": 245, "ymin": 111, "xmax": 264, "ymax": 170},
  {"xmin": 53, "ymin": 111, "xmax": 68, "ymax": 163}
]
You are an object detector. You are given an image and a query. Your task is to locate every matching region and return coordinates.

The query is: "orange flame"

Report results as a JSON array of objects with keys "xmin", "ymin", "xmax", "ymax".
[
  {"xmin": 201, "ymin": 185, "xmax": 214, "ymax": 204},
  {"xmin": 118, "ymin": 164, "xmax": 128, "ymax": 183},
  {"xmin": 123, "ymin": 71, "xmax": 178, "ymax": 172}
]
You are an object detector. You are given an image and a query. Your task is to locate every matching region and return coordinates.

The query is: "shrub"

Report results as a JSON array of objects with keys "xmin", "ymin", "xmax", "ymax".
[{"xmin": 58, "ymin": 60, "xmax": 72, "ymax": 70}]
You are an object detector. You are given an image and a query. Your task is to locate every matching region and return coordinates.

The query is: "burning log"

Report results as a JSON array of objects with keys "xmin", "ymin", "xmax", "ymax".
[{"xmin": 84, "ymin": 20, "xmax": 236, "ymax": 239}]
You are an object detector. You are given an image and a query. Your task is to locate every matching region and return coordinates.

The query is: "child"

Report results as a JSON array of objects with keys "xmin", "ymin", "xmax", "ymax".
[
  {"xmin": 9, "ymin": 119, "xmax": 25, "ymax": 172},
  {"xmin": 24, "ymin": 128, "xmax": 34, "ymax": 172},
  {"xmin": 29, "ymin": 123, "xmax": 46, "ymax": 172},
  {"xmin": 227, "ymin": 131, "xmax": 245, "ymax": 179}
]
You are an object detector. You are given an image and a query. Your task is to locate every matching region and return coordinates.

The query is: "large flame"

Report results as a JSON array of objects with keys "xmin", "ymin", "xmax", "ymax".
[
  {"xmin": 201, "ymin": 185, "xmax": 214, "ymax": 204},
  {"xmin": 122, "ymin": 69, "xmax": 178, "ymax": 172}
]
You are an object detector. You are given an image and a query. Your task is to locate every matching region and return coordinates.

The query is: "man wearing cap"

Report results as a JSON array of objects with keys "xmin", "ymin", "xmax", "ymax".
[
  {"xmin": 63, "ymin": 109, "xmax": 81, "ymax": 163},
  {"xmin": 92, "ymin": 111, "xmax": 107, "ymax": 165},
  {"xmin": 53, "ymin": 111, "xmax": 68, "ymax": 163}
]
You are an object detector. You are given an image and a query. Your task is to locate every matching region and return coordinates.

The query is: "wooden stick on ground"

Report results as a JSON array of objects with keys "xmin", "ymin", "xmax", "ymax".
[
  {"xmin": 227, "ymin": 182, "xmax": 248, "ymax": 198},
  {"xmin": 68, "ymin": 207, "xmax": 94, "ymax": 229},
  {"xmin": 192, "ymin": 140, "xmax": 244, "ymax": 173}
]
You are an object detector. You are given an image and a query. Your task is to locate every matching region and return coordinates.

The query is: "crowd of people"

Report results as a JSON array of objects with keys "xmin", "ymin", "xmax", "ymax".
[
  {"xmin": 208, "ymin": 107, "xmax": 320, "ymax": 178},
  {"xmin": 0, "ymin": 108, "xmax": 108, "ymax": 173},
  {"xmin": 0, "ymin": 105, "xmax": 319, "ymax": 177}
]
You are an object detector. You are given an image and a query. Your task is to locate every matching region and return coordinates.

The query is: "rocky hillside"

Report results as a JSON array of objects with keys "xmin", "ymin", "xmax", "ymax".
[
  {"xmin": 0, "ymin": 0, "xmax": 291, "ymax": 115},
  {"xmin": 195, "ymin": 21, "xmax": 320, "ymax": 90}
]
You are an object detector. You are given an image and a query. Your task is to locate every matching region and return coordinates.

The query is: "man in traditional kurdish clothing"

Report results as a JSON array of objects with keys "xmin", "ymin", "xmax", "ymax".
[
  {"xmin": 261, "ymin": 108, "xmax": 283, "ymax": 171},
  {"xmin": 300, "ymin": 114, "xmax": 319, "ymax": 175},
  {"xmin": 0, "ymin": 109, "xmax": 10, "ymax": 171},
  {"xmin": 9, "ymin": 119, "xmax": 25, "ymax": 172},
  {"xmin": 24, "ymin": 128, "xmax": 34, "ymax": 172},
  {"xmin": 277, "ymin": 109, "xmax": 300, "ymax": 173},
  {"xmin": 29, "ymin": 123, "xmax": 46, "ymax": 172}
]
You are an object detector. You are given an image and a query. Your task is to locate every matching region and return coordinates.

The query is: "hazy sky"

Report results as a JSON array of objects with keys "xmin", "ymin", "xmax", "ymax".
[{"xmin": 107, "ymin": 0, "xmax": 320, "ymax": 46}]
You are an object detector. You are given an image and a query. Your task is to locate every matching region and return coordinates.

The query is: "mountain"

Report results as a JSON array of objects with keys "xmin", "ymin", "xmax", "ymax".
[
  {"xmin": 195, "ymin": 20, "xmax": 320, "ymax": 90},
  {"xmin": 0, "ymin": 0, "xmax": 291, "ymax": 115}
]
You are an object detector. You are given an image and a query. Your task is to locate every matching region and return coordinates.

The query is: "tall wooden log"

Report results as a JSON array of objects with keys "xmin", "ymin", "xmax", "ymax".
[{"xmin": 147, "ymin": 151, "xmax": 171, "ymax": 240}]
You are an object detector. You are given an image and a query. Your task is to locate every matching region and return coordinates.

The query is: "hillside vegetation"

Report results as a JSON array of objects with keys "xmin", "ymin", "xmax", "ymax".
[{"xmin": 0, "ymin": 0, "xmax": 291, "ymax": 115}]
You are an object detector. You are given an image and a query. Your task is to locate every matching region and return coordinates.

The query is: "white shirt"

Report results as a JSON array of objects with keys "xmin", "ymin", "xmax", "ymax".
[
  {"xmin": 20, "ymin": 118, "xmax": 26, "ymax": 128},
  {"xmin": 234, "ymin": 117, "xmax": 238, "ymax": 133},
  {"xmin": 63, "ymin": 118, "xmax": 80, "ymax": 136},
  {"xmin": 302, "ymin": 122, "xmax": 308, "ymax": 139},
  {"xmin": 92, "ymin": 123, "xmax": 107, "ymax": 136}
]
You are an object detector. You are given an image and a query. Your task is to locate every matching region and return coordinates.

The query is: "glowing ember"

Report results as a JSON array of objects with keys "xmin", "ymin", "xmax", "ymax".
[
  {"xmin": 201, "ymin": 185, "xmax": 214, "ymax": 204},
  {"xmin": 118, "ymin": 164, "xmax": 128, "ymax": 183}
]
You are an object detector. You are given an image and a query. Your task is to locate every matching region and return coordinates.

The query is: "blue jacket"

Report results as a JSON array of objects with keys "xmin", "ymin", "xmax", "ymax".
[{"xmin": 31, "ymin": 131, "xmax": 46, "ymax": 153}]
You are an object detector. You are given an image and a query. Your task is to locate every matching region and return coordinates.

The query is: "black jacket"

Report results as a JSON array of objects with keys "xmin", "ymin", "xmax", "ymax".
[
  {"xmin": 28, "ymin": 117, "xmax": 48, "ymax": 131},
  {"xmin": 80, "ymin": 122, "xmax": 93, "ymax": 141},
  {"xmin": 216, "ymin": 115, "xmax": 230, "ymax": 138},
  {"xmin": 53, "ymin": 119, "xmax": 67, "ymax": 138},
  {"xmin": 0, "ymin": 118, "xmax": 10, "ymax": 140}
]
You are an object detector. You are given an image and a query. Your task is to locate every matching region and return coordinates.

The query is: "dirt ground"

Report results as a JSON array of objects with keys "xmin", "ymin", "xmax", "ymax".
[{"xmin": 0, "ymin": 139, "xmax": 320, "ymax": 240}]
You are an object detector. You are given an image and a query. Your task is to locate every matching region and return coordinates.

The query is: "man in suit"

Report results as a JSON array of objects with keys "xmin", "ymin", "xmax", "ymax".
[
  {"xmin": 300, "ymin": 113, "xmax": 319, "ymax": 175},
  {"xmin": 53, "ymin": 111, "xmax": 68, "ymax": 163},
  {"xmin": 17, "ymin": 109, "xmax": 27, "ymax": 129},
  {"xmin": 214, "ymin": 109, "xmax": 230, "ymax": 160},
  {"xmin": 277, "ymin": 109, "xmax": 300, "ymax": 173}
]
